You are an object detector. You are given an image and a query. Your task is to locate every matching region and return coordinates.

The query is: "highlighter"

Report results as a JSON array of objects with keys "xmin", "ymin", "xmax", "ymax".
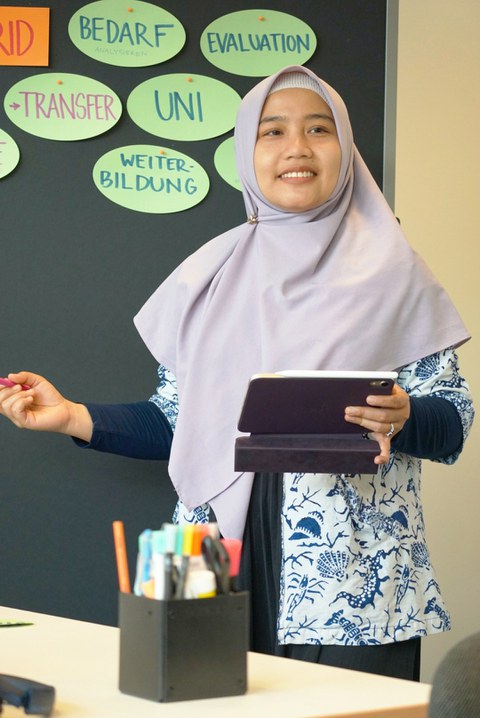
[
  {"xmin": 0, "ymin": 377, "xmax": 31, "ymax": 391},
  {"xmin": 175, "ymin": 525, "xmax": 194, "ymax": 599},
  {"xmin": 112, "ymin": 520, "xmax": 131, "ymax": 593},
  {"xmin": 151, "ymin": 529, "xmax": 167, "ymax": 600},
  {"xmin": 221, "ymin": 538, "xmax": 243, "ymax": 592},
  {"xmin": 133, "ymin": 529, "xmax": 152, "ymax": 596}
]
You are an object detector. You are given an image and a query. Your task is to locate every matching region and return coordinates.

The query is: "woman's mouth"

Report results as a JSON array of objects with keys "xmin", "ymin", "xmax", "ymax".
[{"xmin": 279, "ymin": 171, "xmax": 316, "ymax": 179}]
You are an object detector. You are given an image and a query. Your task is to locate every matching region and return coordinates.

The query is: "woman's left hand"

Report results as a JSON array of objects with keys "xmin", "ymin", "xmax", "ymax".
[{"xmin": 344, "ymin": 384, "xmax": 410, "ymax": 465}]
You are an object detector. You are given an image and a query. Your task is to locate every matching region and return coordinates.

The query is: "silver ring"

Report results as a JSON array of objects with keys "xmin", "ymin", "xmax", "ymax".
[{"xmin": 385, "ymin": 423, "xmax": 395, "ymax": 438}]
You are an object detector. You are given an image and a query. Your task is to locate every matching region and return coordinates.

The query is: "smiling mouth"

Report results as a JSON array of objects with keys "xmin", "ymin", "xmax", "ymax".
[{"xmin": 279, "ymin": 171, "xmax": 316, "ymax": 179}]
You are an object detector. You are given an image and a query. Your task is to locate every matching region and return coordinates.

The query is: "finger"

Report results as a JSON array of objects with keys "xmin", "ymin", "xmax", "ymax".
[
  {"xmin": 0, "ymin": 383, "xmax": 23, "ymax": 405},
  {"xmin": 8, "ymin": 371, "xmax": 41, "ymax": 389},
  {"xmin": 365, "ymin": 394, "xmax": 403, "ymax": 408},
  {"xmin": 370, "ymin": 432, "xmax": 391, "ymax": 464},
  {"xmin": 2, "ymin": 394, "xmax": 34, "ymax": 427},
  {"xmin": 345, "ymin": 404, "xmax": 392, "ymax": 421},
  {"xmin": 345, "ymin": 410, "xmax": 393, "ymax": 434}
]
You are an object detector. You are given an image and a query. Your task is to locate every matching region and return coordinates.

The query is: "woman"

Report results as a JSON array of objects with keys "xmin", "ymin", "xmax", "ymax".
[{"xmin": 0, "ymin": 66, "xmax": 474, "ymax": 680}]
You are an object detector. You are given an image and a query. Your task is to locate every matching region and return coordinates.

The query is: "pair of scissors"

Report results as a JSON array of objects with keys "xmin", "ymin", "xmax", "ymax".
[{"xmin": 201, "ymin": 536, "xmax": 230, "ymax": 595}]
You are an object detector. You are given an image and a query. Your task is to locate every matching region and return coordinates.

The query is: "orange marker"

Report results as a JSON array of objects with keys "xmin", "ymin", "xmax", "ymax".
[{"xmin": 113, "ymin": 520, "xmax": 131, "ymax": 593}]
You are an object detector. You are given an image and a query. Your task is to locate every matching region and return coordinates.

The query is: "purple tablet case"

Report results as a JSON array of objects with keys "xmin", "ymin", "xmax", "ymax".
[{"xmin": 235, "ymin": 375, "xmax": 393, "ymax": 474}]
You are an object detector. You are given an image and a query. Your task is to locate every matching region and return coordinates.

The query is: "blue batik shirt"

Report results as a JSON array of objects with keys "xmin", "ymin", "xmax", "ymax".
[{"xmin": 150, "ymin": 348, "xmax": 474, "ymax": 646}]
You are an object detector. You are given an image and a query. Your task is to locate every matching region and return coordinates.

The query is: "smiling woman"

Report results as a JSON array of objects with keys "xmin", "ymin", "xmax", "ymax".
[
  {"xmin": 254, "ymin": 82, "xmax": 341, "ymax": 212},
  {"xmin": 0, "ymin": 65, "xmax": 473, "ymax": 683}
]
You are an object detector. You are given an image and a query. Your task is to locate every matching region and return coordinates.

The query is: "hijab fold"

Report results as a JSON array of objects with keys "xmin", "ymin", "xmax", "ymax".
[{"xmin": 134, "ymin": 66, "xmax": 469, "ymax": 539}]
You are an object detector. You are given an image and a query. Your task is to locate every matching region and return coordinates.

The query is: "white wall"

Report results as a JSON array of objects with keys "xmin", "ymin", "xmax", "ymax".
[{"xmin": 395, "ymin": 0, "xmax": 480, "ymax": 682}]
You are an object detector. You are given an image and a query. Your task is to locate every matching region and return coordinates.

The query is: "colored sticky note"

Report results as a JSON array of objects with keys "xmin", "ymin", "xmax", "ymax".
[{"xmin": 0, "ymin": 6, "xmax": 50, "ymax": 66}]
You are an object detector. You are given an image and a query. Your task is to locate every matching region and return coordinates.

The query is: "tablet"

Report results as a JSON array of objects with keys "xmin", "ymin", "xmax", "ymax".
[{"xmin": 237, "ymin": 370, "xmax": 398, "ymax": 435}]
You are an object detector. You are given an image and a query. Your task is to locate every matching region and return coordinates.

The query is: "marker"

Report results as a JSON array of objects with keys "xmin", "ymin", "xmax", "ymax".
[
  {"xmin": 151, "ymin": 529, "xmax": 167, "ymax": 600},
  {"xmin": 112, "ymin": 521, "xmax": 131, "ymax": 593},
  {"xmin": 174, "ymin": 524, "xmax": 184, "ymax": 560},
  {"xmin": 190, "ymin": 524, "xmax": 209, "ymax": 570},
  {"xmin": 163, "ymin": 523, "xmax": 177, "ymax": 600},
  {"xmin": 134, "ymin": 529, "xmax": 152, "ymax": 596},
  {"xmin": 0, "ymin": 377, "xmax": 31, "ymax": 391},
  {"xmin": 221, "ymin": 538, "xmax": 242, "ymax": 592},
  {"xmin": 175, "ymin": 525, "xmax": 194, "ymax": 599}
]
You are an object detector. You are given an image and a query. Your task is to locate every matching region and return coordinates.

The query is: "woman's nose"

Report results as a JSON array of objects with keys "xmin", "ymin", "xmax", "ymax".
[{"xmin": 286, "ymin": 132, "xmax": 312, "ymax": 158}]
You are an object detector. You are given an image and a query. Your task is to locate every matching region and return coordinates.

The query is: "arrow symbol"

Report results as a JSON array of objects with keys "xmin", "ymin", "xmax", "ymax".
[{"xmin": 9, "ymin": 102, "xmax": 20, "ymax": 110}]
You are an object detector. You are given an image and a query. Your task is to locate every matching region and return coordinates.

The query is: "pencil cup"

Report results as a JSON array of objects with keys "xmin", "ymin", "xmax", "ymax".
[{"xmin": 118, "ymin": 592, "xmax": 249, "ymax": 702}]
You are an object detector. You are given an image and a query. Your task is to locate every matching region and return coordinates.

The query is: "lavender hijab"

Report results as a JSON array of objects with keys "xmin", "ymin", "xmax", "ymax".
[{"xmin": 134, "ymin": 65, "xmax": 469, "ymax": 539}]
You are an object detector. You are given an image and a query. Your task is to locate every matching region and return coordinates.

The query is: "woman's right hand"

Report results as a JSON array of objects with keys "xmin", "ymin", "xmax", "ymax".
[{"xmin": 0, "ymin": 371, "xmax": 93, "ymax": 441}]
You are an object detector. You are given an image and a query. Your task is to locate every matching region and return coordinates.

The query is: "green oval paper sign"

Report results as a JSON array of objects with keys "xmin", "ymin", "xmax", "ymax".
[
  {"xmin": 200, "ymin": 9, "xmax": 316, "ymax": 76},
  {"xmin": 68, "ymin": 0, "xmax": 185, "ymax": 67},
  {"xmin": 127, "ymin": 74, "xmax": 241, "ymax": 141},
  {"xmin": 214, "ymin": 136, "xmax": 241, "ymax": 191},
  {"xmin": 4, "ymin": 73, "xmax": 122, "ymax": 141},
  {"xmin": 0, "ymin": 128, "xmax": 20, "ymax": 179},
  {"xmin": 93, "ymin": 145, "xmax": 210, "ymax": 214}
]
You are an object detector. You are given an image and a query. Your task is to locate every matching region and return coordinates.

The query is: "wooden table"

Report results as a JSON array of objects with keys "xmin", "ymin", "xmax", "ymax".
[{"xmin": 0, "ymin": 605, "xmax": 431, "ymax": 717}]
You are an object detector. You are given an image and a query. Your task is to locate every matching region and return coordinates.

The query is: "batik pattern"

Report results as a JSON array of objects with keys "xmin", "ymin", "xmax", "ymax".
[
  {"xmin": 150, "ymin": 348, "xmax": 474, "ymax": 645},
  {"xmin": 149, "ymin": 365, "xmax": 211, "ymax": 526},
  {"xmin": 277, "ymin": 348, "xmax": 473, "ymax": 645}
]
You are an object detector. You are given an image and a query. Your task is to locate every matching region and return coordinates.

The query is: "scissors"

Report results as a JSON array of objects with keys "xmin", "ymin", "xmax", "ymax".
[{"xmin": 201, "ymin": 536, "xmax": 230, "ymax": 595}]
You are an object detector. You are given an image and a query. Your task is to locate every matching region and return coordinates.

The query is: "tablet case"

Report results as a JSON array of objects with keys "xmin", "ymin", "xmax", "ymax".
[{"xmin": 235, "ymin": 373, "xmax": 395, "ymax": 474}]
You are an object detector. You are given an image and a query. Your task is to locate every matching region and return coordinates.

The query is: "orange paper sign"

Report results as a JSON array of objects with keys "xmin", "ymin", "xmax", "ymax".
[{"xmin": 0, "ymin": 6, "xmax": 50, "ymax": 66}]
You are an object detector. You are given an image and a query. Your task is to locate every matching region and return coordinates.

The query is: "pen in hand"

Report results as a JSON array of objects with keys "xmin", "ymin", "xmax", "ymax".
[{"xmin": 0, "ymin": 377, "xmax": 31, "ymax": 391}]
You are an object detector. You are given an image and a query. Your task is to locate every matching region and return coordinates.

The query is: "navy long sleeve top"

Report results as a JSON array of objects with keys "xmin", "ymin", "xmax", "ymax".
[{"xmin": 73, "ymin": 395, "xmax": 463, "ymax": 462}]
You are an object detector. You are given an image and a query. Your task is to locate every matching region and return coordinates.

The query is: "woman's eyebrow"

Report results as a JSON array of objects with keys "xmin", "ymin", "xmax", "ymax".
[
  {"xmin": 258, "ymin": 113, "xmax": 335, "ymax": 125},
  {"xmin": 258, "ymin": 114, "xmax": 287, "ymax": 124}
]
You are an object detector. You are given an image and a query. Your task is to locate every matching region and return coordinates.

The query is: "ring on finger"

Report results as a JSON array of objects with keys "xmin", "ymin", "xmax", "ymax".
[{"xmin": 385, "ymin": 423, "xmax": 395, "ymax": 438}]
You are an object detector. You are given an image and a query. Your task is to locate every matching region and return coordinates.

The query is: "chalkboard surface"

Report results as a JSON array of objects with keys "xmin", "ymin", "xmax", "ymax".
[{"xmin": 0, "ymin": 0, "xmax": 391, "ymax": 624}]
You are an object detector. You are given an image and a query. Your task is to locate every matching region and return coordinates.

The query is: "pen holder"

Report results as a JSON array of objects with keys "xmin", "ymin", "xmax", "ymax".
[{"xmin": 118, "ymin": 591, "xmax": 249, "ymax": 702}]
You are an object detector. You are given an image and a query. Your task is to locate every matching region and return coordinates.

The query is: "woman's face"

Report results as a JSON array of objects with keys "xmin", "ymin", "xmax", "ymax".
[{"xmin": 253, "ymin": 87, "xmax": 341, "ymax": 213}]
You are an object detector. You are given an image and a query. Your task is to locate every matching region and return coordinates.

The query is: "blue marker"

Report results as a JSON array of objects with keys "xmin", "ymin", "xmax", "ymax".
[{"xmin": 133, "ymin": 529, "xmax": 152, "ymax": 596}]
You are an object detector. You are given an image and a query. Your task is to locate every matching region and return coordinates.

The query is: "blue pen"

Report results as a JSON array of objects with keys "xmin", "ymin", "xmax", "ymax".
[{"xmin": 133, "ymin": 529, "xmax": 152, "ymax": 596}]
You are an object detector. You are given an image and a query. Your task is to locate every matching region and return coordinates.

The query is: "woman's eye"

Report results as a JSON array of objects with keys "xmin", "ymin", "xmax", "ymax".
[{"xmin": 309, "ymin": 126, "xmax": 328, "ymax": 134}]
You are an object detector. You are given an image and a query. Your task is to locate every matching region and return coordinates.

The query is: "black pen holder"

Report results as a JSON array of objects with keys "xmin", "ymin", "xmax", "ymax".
[{"xmin": 118, "ymin": 591, "xmax": 249, "ymax": 702}]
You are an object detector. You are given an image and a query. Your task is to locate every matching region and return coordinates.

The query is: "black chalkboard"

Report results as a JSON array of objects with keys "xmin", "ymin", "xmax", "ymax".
[{"xmin": 0, "ymin": 0, "xmax": 392, "ymax": 625}]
